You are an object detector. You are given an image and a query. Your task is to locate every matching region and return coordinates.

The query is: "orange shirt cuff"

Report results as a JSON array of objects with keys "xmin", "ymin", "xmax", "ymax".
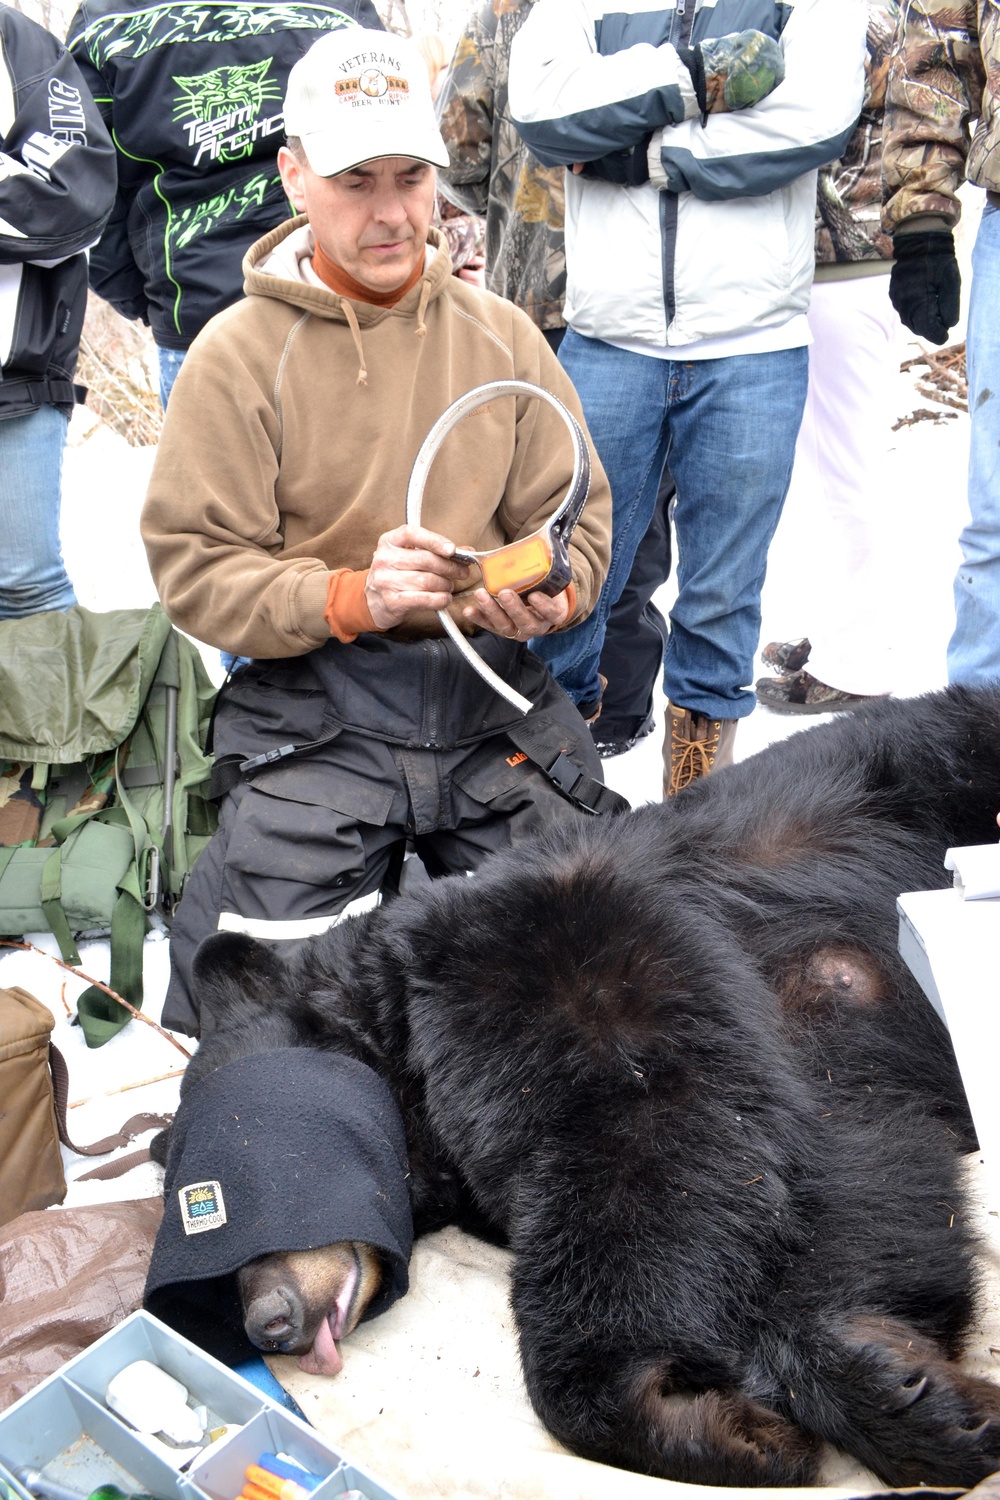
[{"xmin": 324, "ymin": 568, "xmax": 378, "ymax": 642}]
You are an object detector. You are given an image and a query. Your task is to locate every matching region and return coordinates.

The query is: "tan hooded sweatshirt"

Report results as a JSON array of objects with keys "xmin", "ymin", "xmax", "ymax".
[{"xmin": 141, "ymin": 219, "xmax": 611, "ymax": 661}]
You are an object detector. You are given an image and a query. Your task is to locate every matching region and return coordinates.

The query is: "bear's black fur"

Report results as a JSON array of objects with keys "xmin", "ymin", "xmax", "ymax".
[{"xmin": 179, "ymin": 685, "xmax": 1000, "ymax": 1487}]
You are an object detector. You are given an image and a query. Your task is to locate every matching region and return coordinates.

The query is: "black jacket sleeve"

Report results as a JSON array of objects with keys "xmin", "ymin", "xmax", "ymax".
[
  {"xmin": 86, "ymin": 185, "xmax": 149, "ymax": 322},
  {"xmin": 64, "ymin": 3, "xmax": 147, "ymax": 320},
  {"xmin": 0, "ymin": 8, "xmax": 116, "ymax": 267}
]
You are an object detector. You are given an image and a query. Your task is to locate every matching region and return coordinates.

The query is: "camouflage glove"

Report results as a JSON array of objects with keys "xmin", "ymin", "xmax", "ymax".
[
  {"xmin": 680, "ymin": 30, "xmax": 785, "ymax": 118},
  {"xmin": 889, "ymin": 230, "xmax": 961, "ymax": 346}
]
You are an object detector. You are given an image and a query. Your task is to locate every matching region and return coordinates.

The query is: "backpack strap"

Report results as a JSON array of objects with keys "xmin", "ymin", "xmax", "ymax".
[
  {"xmin": 44, "ymin": 747, "xmax": 155, "ymax": 1048},
  {"xmin": 13, "ymin": 796, "xmax": 149, "ymax": 1045},
  {"xmin": 39, "ymin": 845, "xmax": 83, "ymax": 965},
  {"xmin": 110, "ymin": 741, "xmax": 159, "ymax": 913},
  {"xmin": 74, "ymin": 864, "xmax": 148, "ymax": 1048},
  {"xmin": 49, "ymin": 1043, "xmax": 172, "ymax": 1171},
  {"xmin": 73, "ymin": 1147, "xmax": 157, "ymax": 1182}
]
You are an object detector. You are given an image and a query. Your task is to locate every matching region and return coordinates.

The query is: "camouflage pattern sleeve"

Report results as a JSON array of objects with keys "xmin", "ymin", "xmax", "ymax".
[
  {"xmin": 435, "ymin": 0, "xmax": 497, "ymax": 218},
  {"xmin": 435, "ymin": 0, "xmax": 567, "ymax": 332},
  {"xmin": 815, "ymin": 1, "xmax": 899, "ymax": 264},
  {"xmin": 882, "ymin": 0, "xmax": 990, "ymax": 228},
  {"xmin": 434, "ymin": 193, "xmax": 484, "ymax": 268}
]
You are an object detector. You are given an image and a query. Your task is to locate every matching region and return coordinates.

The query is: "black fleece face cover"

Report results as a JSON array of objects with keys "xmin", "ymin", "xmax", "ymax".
[{"xmin": 144, "ymin": 1048, "xmax": 413, "ymax": 1364}]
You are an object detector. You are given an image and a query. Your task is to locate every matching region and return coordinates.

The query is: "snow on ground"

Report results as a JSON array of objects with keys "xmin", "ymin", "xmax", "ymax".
[{"xmin": 0, "ymin": 255, "xmax": 978, "ymax": 1204}]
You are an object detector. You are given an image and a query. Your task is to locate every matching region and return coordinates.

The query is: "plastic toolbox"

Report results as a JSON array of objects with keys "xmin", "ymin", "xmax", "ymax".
[{"xmin": 0, "ymin": 1311, "xmax": 403, "ymax": 1500}]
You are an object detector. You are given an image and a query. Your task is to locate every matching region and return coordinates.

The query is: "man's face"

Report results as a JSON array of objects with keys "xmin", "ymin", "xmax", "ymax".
[{"xmin": 278, "ymin": 148, "xmax": 435, "ymax": 294}]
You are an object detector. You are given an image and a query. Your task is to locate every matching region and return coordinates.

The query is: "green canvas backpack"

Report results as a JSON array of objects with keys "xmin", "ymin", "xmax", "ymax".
[{"xmin": 0, "ymin": 605, "xmax": 218, "ymax": 1047}]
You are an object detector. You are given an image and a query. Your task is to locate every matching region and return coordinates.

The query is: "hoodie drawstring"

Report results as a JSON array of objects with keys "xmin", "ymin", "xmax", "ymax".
[
  {"xmin": 339, "ymin": 278, "xmax": 433, "ymax": 383},
  {"xmin": 340, "ymin": 298, "xmax": 368, "ymax": 386},
  {"xmin": 416, "ymin": 279, "xmax": 431, "ymax": 338}
]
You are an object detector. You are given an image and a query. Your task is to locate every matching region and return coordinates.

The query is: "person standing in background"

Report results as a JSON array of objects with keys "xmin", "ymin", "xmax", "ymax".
[
  {"xmin": 413, "ymin": 31, "xmax": 486, "ymax": 285},
  {"xmin": 66, "ymin": 0, "xmax": 381, "ymax": 406},
  {"xmin": 0, "ymin": 3, "xmax": 115, "ymax": 619},
  {"xmin": 509, "ymin": 0, "xmax": 866, "ymax": 795},
  {"xmin": 434, "ymin": 0, "xmax": 566, "ymax": 349},
  {"xmin": 883, "ymin": 0, "xmax": 1000, "ymax": 690},
  {"xmin": 756, "ymin": 1, "xmax": 900, "ymax": 714}
]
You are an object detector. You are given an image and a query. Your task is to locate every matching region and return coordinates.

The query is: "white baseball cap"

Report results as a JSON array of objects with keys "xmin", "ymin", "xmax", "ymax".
[{"xmin": 284, "ymin": 28, "xmax": 450, "ymax": 178}]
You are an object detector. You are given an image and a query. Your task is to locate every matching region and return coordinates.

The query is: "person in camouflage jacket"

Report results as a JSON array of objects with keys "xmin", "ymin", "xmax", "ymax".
[
  {"xmin": 434, "ymin": 0, "xmax": 566, "ymax": 342},
  {"xmin": 883, "ymin": 0, "xmax": 1000, "ymax": 687},
  {"xmin": 883, "ymin": 0, "xmax": 1000, "ymax": 234},
  {"xmin": 817, "ymin": 0, "xmax": 898, "ymax": 265}
]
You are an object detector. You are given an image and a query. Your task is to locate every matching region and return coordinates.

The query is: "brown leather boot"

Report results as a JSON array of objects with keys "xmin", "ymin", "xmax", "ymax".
[{"xmin": 664, "ymin": 703, "xmax": 737, "ymax": 798}]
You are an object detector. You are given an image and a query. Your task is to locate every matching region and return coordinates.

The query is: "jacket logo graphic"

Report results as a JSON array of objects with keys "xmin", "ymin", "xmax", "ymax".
[
  {"xmin": 173, "ymin": 60, "xmax": 283, "ymax": 165},
  {"xmin": 171, "ymin": 171, "xmax": 277, "ymax": 252},
  {"xmin": 48, "ymin": 79, "xmax": 88, "ymax": 147},
  {"xmin": 178, "ymin": 1178, "xmax": 227, "ymax": 1234},
  {"xmin": 18, "ymin": 131, "xmax": 72, "ymax": 181},
  {"xmin": 76, "ymin": 5, "xmax": 358, "ymax": 69}
]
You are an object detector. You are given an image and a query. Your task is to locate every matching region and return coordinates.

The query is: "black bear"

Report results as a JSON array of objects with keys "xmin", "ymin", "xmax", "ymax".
[{"xmin": 147, "ymin": 685, "xmax": 1000, "ymax": 1488}]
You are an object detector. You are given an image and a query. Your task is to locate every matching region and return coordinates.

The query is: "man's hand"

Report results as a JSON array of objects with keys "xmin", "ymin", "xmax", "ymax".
[
  {"xmin": 365, "ymin": 524, "xmax": 471, "ymax": 630},
  {"xmin": 456, "ymin": 254, "xmax": 486, "ymax": 286},
  {"xmin": 889, "ymin": 230, "xmax": 961, "ymax": 346},
  {"xmin": 461, "ymin": 585, "xmax": 571, "ymax": 641},
  {"xmin": 681, "ymin": 30, "xmax": 785, "ymax": 117}
]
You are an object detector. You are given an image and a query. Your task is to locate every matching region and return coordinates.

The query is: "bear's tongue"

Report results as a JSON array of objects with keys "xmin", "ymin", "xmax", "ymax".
[
  {"xmin": 296, "ymin": 1315, "xmax": 343, "ymax": 1376},
  {"xmin": 295, "ymin": 1257, "xmax": 360, "ymax": 1376}
]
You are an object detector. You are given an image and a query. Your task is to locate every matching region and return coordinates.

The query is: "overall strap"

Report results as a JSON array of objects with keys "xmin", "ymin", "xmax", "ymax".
[{"xmin": 506, "ymin": 717, "xmax": 630, "ymax": 817}]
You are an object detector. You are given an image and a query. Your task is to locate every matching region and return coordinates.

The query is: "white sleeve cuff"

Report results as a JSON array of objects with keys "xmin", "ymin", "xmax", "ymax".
[{"xmin": 647, "ymin": 129, "xmax": 668, "ymax": 188}]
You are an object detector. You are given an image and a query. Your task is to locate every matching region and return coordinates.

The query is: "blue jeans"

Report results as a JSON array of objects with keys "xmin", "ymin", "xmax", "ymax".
[
  {"xmin": 948, "ymin": 202, "xmax": 1000, "ymax": 686},
  {"xmin": 532, "ymin": 330, "xmax": 808, "ymax": 720},
  {"xmin": 0, "ymin": 404, "xmax": 75, "ymax": 619},
  {"xmin": 157, "ymin": 345, "xmax": 187, "ymax": 408}
]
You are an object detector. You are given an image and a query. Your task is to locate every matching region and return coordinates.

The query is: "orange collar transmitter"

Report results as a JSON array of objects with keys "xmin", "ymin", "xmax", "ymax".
[
  {"xmin": 405, "ymin": 379, "xmax": 593, "ymax": 715},
  {"xmin": 407, "ymin": 380, "xmax": 592, "ymax": 599},
  {"xmin": 452, "ymin": 516, "xmax": 575, "ymax": 599}
]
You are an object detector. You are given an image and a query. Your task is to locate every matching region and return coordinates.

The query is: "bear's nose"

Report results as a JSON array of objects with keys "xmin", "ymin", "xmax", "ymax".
[{"xmin": 244, "ymin": 1286, "xmax": 302, "ymax": 1350}]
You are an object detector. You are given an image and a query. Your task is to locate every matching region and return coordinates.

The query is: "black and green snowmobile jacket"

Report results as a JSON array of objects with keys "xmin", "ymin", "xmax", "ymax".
[
  {"xmin": 0, "ymin": 4, "xmax": 116, "ymax": 419},
  {"xmin": 65, "ymin": 0, "xmax": 381, "ymax": 352}
]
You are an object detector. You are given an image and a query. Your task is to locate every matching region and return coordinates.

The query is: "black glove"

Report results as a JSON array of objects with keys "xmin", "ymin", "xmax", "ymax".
[
  {"xmin": 579, "ymin": 135, "xmax": 653, "ymax": 186},
  {"xmin": 889, "ymin": 230, "xmax": 961, "ymax": 345}
]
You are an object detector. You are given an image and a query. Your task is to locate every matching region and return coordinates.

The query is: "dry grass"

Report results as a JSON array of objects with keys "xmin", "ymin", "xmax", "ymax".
[
  {"xmin": 76, "ymin": 296, "xmax": 163, "ymax": 448},
  {"xmin": 893, "ymin": 342, "xmax": 968, "ymax": 431},
  {"xmin": 902, "ymin": 341, "xmax": 968, "ymax": 412}
]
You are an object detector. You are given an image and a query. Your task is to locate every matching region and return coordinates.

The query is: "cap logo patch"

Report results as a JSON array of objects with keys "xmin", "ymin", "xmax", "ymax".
[
  {"xmin": 179, "ymin": 1179, "xmax": 227, "ymax": 1234},
  {"xmin": 335, "ymin": 70, "xmax": 410, "ymax": 103}
]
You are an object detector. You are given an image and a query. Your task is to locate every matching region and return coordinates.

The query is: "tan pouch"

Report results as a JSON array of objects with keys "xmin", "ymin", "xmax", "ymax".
[{"xmin": 0, "ymin": 985, "xmax": 66, "ymax": 1226}]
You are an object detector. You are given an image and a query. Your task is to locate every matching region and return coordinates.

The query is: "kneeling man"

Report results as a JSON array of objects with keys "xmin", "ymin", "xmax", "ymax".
[{"xmin": 140, "ymin": 28, "xmax": 615, "ymax": 1035}]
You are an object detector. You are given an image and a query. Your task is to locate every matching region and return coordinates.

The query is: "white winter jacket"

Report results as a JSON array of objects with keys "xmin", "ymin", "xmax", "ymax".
[{"xmin": 509, "ymin": 0, "xmax": 866, "ymax": 348}]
